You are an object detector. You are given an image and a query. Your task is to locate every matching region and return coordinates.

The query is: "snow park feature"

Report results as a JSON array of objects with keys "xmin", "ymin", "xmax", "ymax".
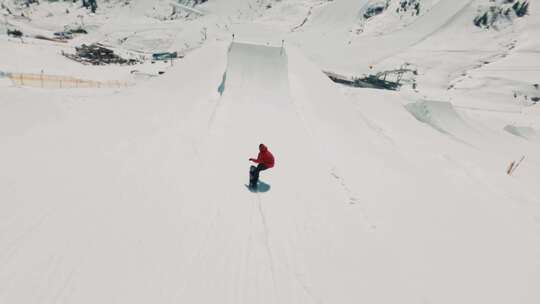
[
  {"xmin": 405, "ymin": 100, "xmax": 472, "ymax": 136},
  {"xmin": 1, "ymin": 0, "xmax": 540, "ymax": 303}
]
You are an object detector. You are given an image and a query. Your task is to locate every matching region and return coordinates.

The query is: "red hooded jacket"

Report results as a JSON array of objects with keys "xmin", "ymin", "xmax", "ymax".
[{"xmin": 252, "ymin": 144, "xmax": 274, "ymax": 168}]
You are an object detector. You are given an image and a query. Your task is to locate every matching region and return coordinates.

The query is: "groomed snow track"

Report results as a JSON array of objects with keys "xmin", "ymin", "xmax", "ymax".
[{"xmin": 189, "ymin": 42, "xmax": 400, "ymax": 303}]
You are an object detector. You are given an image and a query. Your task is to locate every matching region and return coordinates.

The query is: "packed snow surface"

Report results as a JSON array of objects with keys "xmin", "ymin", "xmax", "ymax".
[{"xmin": 1, "ymin": 0, "xmax": 540, "ymax": 303}]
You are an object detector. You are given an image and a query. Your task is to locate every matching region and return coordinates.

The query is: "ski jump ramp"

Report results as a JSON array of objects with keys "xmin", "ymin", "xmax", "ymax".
[{"xmin": 191, "ymin": 42, "xmax": 411, "ymax": 303}]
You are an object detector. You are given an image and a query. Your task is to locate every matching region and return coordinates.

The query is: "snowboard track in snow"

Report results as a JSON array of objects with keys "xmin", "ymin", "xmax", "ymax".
[{"xmin": 255, "ymin": 194, "xmax": 278, "ymax": 301}]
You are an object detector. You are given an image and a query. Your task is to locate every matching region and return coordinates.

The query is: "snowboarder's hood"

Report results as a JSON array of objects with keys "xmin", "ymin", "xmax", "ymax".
[{"xmin": 259, "ymin": 144, "xmax": 268, "ymax": 152}]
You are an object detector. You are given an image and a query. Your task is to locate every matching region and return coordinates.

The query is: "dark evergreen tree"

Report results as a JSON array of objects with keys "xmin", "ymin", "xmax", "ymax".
[
  {"xmin": 82, "ymin": 0, "xmax": 97, "ymax": 13},
  {"xmin": 516, "ymin": 1, "xmax": 529, "ymax": 17},
  {"xmin": 474, "ymin": 12, "xmax": 489, "ymax": 27}
]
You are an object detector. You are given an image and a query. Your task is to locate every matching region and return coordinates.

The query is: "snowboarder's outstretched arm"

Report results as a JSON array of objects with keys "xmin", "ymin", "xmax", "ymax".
[{"xmin": 249, "ymin": 156, "xmax": 261, "ymax": 163}]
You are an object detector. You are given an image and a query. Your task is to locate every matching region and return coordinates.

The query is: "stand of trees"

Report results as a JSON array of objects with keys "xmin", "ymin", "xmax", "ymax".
[{"xmin": 473, "ymin": 1, "xmax": 529, "ymax": 28}]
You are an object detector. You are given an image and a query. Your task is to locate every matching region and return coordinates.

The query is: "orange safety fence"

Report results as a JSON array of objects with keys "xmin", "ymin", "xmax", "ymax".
[{"xmin": 6, "ymin": 72, "xmax": 131, "ymax": 89}]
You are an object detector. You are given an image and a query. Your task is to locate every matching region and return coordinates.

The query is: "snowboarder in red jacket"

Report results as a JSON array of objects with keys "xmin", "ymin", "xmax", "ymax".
[{"xmin": 249, "ymin": 144, "xmax": 274, "ymax": 188}]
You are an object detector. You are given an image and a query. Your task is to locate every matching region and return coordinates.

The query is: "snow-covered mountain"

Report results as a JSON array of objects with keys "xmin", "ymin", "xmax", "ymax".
[{"xmin": 1, "ymin": 1, "xmax": 539, "ymax": 303}]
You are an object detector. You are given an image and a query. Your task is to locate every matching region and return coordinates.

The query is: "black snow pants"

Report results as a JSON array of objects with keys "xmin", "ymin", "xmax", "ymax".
[{"xmin": 252, "ymin": 164, "xmax": 268, "ymax": 183}]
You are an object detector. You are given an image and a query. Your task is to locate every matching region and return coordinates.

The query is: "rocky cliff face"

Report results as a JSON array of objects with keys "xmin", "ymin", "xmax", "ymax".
[{"xmin": 473, "ymin": 0, "xmax": 530, "ymax": 30}]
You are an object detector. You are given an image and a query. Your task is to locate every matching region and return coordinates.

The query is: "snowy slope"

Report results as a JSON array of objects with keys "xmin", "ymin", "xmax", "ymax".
[{"xmin": 1, "ymin": 0, "xmax": 540, "ymax": 303}]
